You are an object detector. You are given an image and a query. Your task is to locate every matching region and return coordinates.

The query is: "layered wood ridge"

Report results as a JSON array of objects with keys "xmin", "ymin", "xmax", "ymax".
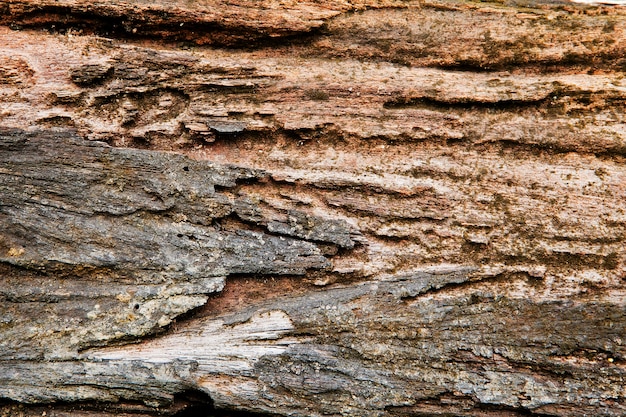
[{"xmin": 0, "ymin": 0, "xmax": 625, "ymax": 416}]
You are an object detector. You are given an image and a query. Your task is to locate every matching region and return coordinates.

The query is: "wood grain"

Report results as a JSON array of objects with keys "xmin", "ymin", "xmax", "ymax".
[{"xmin": 0, "ymin": 0, "xmax": 625, "ymax": 415}]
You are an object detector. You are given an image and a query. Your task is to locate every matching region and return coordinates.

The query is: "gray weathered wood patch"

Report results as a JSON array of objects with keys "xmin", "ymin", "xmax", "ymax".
[{"xmin": 0, "ymin": 128, "xmax": 344, "ymax": 360}]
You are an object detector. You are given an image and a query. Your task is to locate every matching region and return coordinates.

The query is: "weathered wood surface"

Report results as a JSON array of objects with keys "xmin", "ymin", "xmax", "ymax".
[{"xmin": 0, "ymin": 0, "xmax": 625, "ymax": 416}]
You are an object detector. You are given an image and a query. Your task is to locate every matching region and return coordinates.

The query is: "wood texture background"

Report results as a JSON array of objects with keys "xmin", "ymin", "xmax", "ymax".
[{"xmin": 0, "ymin": 1, "xmax": 625, "ymax": 416}]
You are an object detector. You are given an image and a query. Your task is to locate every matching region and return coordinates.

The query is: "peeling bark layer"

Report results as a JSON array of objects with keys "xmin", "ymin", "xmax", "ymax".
[{"xmin": 0, "ymin": 0, "xmax": 625, "ymax": 416}]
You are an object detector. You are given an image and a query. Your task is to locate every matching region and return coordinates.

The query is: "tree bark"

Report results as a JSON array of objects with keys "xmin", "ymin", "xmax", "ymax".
[{"xmin": 1, "ymin": 1, "xmax": 625, "ymax": 416}]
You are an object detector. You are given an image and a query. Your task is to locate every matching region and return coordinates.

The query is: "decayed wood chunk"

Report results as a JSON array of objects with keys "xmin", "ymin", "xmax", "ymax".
[
  {"xmin": 0, "ymin": 0, "xmax": 625, "ymax": 416},
  {"xmin": 0, "ymin": 129, "xmax": 351, "ymax": 359}
]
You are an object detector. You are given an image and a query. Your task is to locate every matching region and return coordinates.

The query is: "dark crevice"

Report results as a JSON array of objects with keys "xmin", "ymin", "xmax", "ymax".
[
  {"xmin": 210, "ymin": 409, "xmax": 281, "ymax": 417},
  {"xmin": 384, "ymin": 95, "xmax": 551, "ymax": 111},
  {"xmin": 216, "ymin": 175, "xmax": 266, "ymax": 192},
  {"xmin": 383, "ymin": 94, "xmax": 551, "ymax": 111},
  {"xmin": 195, "ymin": 84, "xmax": 259, "ymax": 95},
  {"xmin": 0, "ymin": 398, "xmax": 174, "ymax": 416},
  {"xmin": 475, "ymin": 402, "xmax": 557, "ymax": 417},
  {"xmin": 384, "ymin": 90, "xmax": 626, "ymax": 127},
  {"xmin": 172, "ymin": 389, "xmax": 214, "ymax": 417},
  {"xmin": 0, "ymin": 392, "xmax": 283, "ymax": 417},
  {"xmin": 434, "ymin": 49, "xmax": 626, "ymax": 74},
  {"xmin": 2, "ymin": 7, "xmax": 325, "ymax": 48}
]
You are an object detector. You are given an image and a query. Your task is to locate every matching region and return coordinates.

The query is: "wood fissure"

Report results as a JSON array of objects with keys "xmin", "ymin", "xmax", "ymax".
[{"xmin": 1, "ymin": 0, "xmax": 625, "ymax": 416}]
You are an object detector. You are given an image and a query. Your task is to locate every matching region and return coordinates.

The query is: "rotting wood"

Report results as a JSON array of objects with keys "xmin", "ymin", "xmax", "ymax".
[{"xmin": 0, "ymin": 0, "xmax": 625, "ymax": 416}]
